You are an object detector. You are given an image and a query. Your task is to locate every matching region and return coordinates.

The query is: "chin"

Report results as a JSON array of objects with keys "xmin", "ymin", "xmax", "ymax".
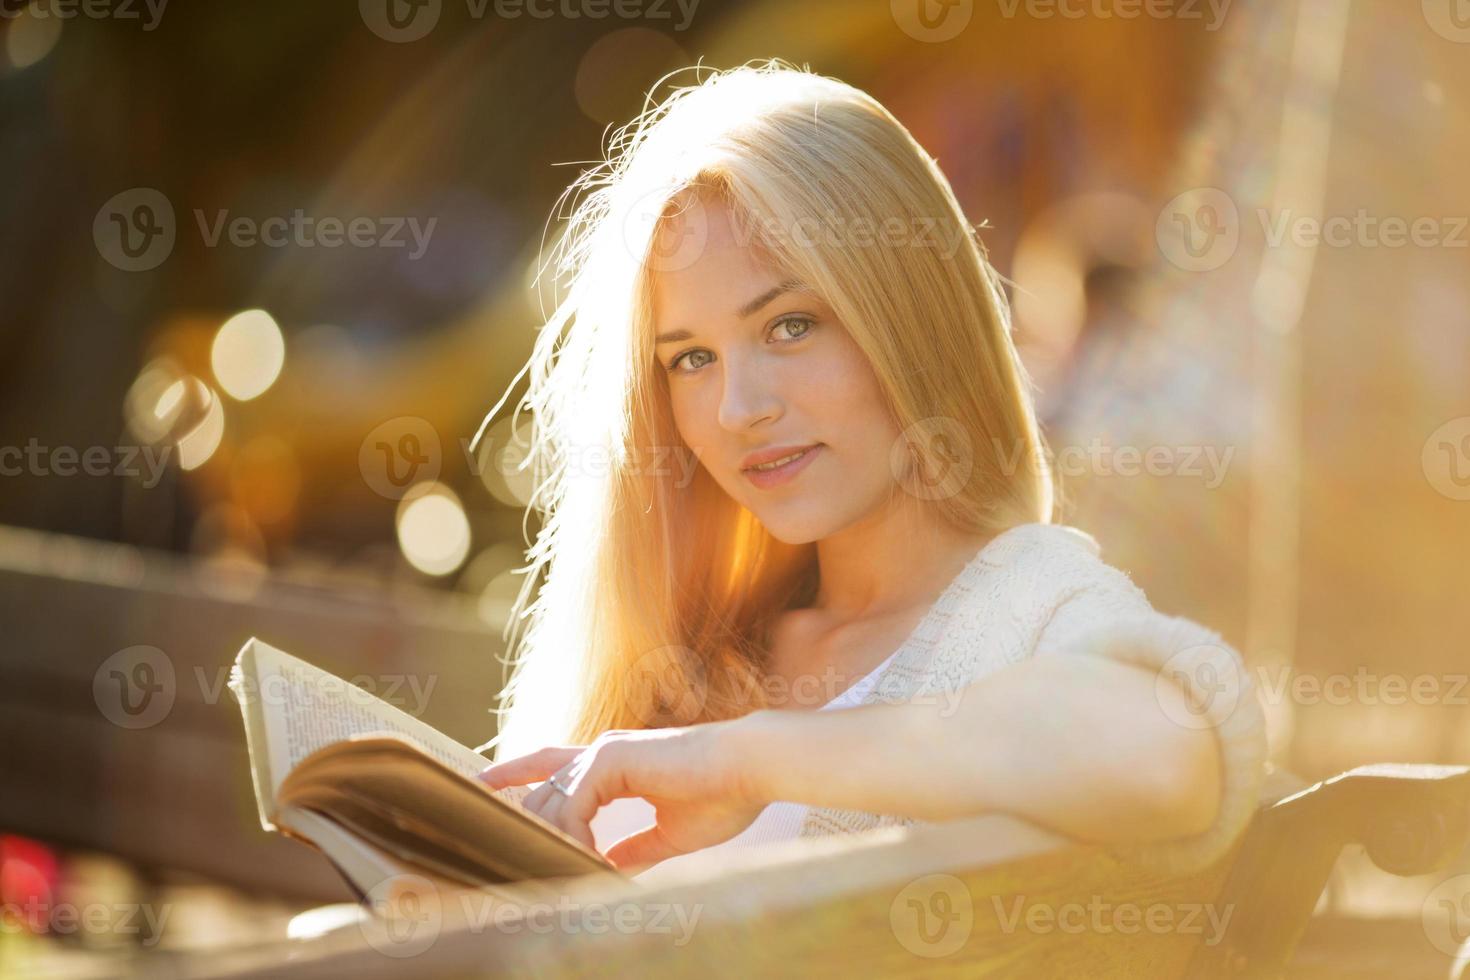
[
  {"xmin": 744, "ymin": 497, "xmax": 846, "ymax": 546},
  {"xmin": 754, "ymin": 521, "xmax": 820, "ymax": 546}
]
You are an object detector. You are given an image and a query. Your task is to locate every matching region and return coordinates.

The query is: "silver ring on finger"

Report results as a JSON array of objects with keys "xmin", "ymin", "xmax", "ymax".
[{"xmin": 546, "ymin": 771, "xmax": 573, "ymax": 798}]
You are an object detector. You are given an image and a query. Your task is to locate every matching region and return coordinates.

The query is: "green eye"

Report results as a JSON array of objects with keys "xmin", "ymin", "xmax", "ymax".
[
  {"xmin": 669, "ymin": 349, "xmax": 712, "ymax": 372},
  {"xmin": 664, "ymin": 316, "xmax": 815, "ymax": 375},
  {"xmin": 771, "ymin": 316, "xmax": 814, "ymax": 341}
]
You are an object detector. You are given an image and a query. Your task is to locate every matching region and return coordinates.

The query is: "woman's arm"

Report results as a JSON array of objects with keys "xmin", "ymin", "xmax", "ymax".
[
  {"xmin": 731, "ymin": 650, "xmax": 1222, "ymax": 846},
  {"xmin": 479, "ymin": 642, "xmax": 1231, "ymax": 871}
]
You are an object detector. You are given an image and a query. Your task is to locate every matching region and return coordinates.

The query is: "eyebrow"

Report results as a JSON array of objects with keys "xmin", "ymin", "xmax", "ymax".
[{"xmin": 654, "ymin": 278, "xmax": 807, "ymax": 346}]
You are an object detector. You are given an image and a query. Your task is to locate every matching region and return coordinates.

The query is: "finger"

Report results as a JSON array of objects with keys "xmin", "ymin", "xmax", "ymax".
[
  {"xmin": 604, "ymin": 824, "xmax": 683, "ymax": 872},
  {"xmin": 530, "ymin": 763, "xmax": 613, "ymax": 855},
  {"xmin": 522, "ymin": 788, "xmax": 595, "ymax": 855},
  {"xmin": 545, "ymin": 801, "xmax": 598, "ymax": 854},
  {"xmin": 520, "ymin": 763, "xmax": 576, "ymax": 813},
  {"xmin": 477, "ymin": 746, "xmax": 582, "ymax": 788},
  {"xmin": 520, "ymin": 781, "xmax": 556, "ymax": 813},
  {"xmin": 526, "ymin": 786, "xmax": 564, "ymax": 824}
]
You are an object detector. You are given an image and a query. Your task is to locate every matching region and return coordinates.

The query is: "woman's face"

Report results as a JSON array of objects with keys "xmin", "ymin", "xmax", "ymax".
[{"xmin": 651, "ymin": 196, "xmax": 905, "ymax": 543}]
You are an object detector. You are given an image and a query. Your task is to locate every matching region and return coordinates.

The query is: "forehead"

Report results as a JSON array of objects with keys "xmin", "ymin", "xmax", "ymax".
[{"xmin": 650, "ymin": 198, "xmax": 788, "ymax": 319}]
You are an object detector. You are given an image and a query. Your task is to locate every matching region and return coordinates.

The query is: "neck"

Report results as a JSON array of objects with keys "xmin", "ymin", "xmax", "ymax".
[{"xmin": 810, "ymin": 494, "xmax": 993, "ymax": 623}]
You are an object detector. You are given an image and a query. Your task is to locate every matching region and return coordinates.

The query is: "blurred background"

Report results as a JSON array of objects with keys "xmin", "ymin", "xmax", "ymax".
[{"xmin": 0, "ymin": 0, "xmax": 1467, "ymax": 975}]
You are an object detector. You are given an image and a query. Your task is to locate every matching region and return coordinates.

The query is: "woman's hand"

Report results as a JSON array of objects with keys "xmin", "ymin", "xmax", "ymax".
[{"xmin": 477, "ymin": 718, "xmax": 770, "ymax": 872}]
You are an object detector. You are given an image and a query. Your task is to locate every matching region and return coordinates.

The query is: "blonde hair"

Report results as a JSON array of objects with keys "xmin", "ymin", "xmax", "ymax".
[{"xmin": 481, "ymin": 59, "xmax": 1054, "ymax": 760}]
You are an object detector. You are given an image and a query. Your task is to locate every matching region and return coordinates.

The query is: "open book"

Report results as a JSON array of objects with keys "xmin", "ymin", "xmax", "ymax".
[{"xmin": 229, "ymin": 637, "xmax": 621, "ymax": 900}]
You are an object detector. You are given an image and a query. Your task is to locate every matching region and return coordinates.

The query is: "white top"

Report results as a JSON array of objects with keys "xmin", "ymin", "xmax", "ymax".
[
  {"xmin": 587, "ymin": 523, "xmax": 1266, "ymax": 880},
  {"xmin": 589, "ymin": 644, "xmax": 905, "ymax": 885}
]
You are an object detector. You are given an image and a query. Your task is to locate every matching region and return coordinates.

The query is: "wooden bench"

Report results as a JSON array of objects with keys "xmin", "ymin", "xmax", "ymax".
[{"xmin": 166, "ymin": 762, "xmax": 1470, "ymax": 979}]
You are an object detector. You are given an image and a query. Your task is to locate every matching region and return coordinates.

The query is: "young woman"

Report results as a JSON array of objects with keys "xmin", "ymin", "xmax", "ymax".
[{"xmin": 475, "ymin": 60, "xmax": 1265, "ymax": 883}]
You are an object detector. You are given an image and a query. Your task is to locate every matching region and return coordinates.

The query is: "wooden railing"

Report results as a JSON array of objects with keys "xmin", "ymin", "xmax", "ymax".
[{"xmin": 160, "ymin": 764, "xmax": 1470, "ymax": 979}]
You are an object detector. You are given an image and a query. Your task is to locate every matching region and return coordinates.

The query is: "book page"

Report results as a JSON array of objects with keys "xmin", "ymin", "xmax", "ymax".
[{"xmin": 231, "ymin": 637, "xmax": 531, "ymax": 827}]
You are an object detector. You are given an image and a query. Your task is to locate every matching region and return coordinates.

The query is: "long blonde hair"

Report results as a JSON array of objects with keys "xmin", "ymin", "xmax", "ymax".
[{"xmin": 481, "ymin": 59, "xmax": 1054, "ymax": 761}]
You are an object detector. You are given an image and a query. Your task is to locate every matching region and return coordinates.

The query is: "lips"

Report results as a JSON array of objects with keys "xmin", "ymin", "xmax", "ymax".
[
  {"xmin": 741, "ymin": 444, "xmax": 822, "ymax": 489},
  {"xmin": 740, "ymin": 443, "xmax": 822, "ymax": 472}
]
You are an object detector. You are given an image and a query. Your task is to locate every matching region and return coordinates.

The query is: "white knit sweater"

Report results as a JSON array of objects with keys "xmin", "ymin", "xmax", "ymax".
[
  {"xmin": 797, "ymin": 522, "xmax": 1267, "ymax": 876},
  {"xmin": 593, "ymin": 522, "xmax": 1267, "ymax": 880}
]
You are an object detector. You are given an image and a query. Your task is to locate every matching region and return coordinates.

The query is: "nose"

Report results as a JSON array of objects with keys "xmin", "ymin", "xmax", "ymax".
[{"xmin": 716, "ymin": 350, "xmax": 782, "ymax": 433}]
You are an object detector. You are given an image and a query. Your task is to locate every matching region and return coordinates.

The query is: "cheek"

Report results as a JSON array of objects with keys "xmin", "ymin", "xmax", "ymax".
[
  {"xmin": 666, "ymin": 383, "xmax": 717, "ymax": 460},
  {"xmin": 799, "ymin": 336, "xmax": 897, "ymax": 447}
]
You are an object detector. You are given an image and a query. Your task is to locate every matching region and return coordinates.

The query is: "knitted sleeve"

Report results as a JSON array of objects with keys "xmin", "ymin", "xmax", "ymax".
[{"xmin": 1030, "ymin": 569, "xmax": 1267, "ymax": 876}]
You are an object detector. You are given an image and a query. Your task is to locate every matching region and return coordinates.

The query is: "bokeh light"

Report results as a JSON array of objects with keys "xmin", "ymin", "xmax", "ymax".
[
  {"xmin": 573, "ymin": 28, "xmax": 688, "ymax": 126},
  {"xmin": 211, "ymin": 309, "xmax": 286, "ymax": 402},
  {"xmin": 124, "ymin": 358, "xmax": 189, "ymax": 445},
  {"xmin": 176, "ymin": 380, "xmax": 226, "ymax": 471},
  {"xmin": 394, "ymin": 483, "xmax": 471, "ymax": 577},
  {"xmin": 4, "ymin": 5, "xmax": 63, "ymax": 72}
]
